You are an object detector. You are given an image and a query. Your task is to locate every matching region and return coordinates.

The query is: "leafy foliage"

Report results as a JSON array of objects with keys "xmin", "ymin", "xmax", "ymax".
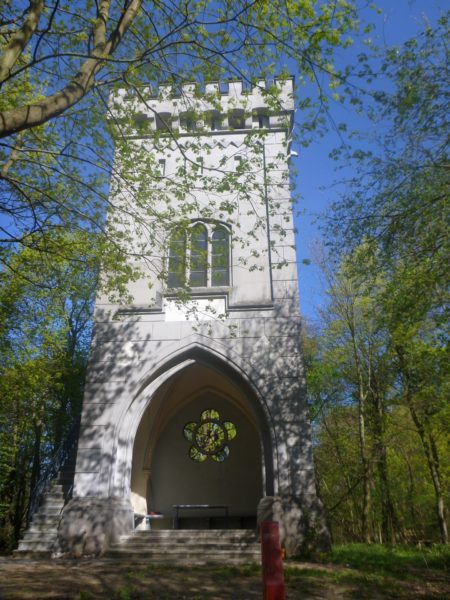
[
  {"xmin": 328, "ymin": 12, "xmax": 449, "ymax": 290},
  {"xmin": 308, "ymin": 251, "xmax": 449, "ymax": 543},
  {"xmin": 0, "ymin": 0, "xmax": 361, "ymax": 293},
  {"xmin": 0, "ymin": 232, "xmax": 96, "ymax": 551},
  {"xmin": 308, "ymin": 11, "xmax": 449, "ymax": 546}
]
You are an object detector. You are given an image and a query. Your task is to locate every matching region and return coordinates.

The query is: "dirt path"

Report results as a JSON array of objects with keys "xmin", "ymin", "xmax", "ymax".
[{"xmin": 0, "ymin": 557, "xmax": 448, "ymax": 599}]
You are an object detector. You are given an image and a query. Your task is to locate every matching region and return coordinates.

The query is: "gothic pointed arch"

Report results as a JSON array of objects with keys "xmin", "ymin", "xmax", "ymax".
[{"xmin": 110, "ymin": 340, "xmax": 278, "ymax": 501}]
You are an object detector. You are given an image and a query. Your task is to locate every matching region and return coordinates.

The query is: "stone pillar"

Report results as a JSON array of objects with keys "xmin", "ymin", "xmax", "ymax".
[{"xmin": 58, "ymin": 497, "xmax": 133, "ymax": 557}]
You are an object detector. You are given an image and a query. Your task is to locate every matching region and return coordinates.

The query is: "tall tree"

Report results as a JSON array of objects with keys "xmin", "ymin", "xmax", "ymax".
[
  {"xmin": 0, "ymin": 232, "xmax": 96, "ymax": 550},
  {"xmin": 308, "ymin": 244, "xmax": 449, "ymax": 544},
  {"xmin": 307, "ymin": 247, "xmax": 401, "ymax": 543},
  {"xmin": 319, "ymin": 10, "xmax": 449, "ymax": 544}
]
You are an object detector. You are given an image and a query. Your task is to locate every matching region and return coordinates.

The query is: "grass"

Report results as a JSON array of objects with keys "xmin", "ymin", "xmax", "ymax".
[
  {"xmin": 283, "ymin": 543, "xmax": 450, "ymax": 600},
  {"xmin": 112, "ymin": 546, "xmax": 450, "ymax": 600},
  {"xmin": 1, "ymin": 544, "xmax": 449, "ymax": 599},
  {"xmin": 321, "ymin": 543, "xmax": 450, "ymax": 573}
]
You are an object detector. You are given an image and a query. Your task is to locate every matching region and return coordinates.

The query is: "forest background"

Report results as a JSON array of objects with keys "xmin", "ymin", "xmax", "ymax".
[{"xmin": 0, "ymin": 0, "xmax": 448, "ymax": 553}]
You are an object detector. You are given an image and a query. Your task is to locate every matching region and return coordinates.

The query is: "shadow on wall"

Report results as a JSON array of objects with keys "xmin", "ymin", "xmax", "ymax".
[{"xmin": 57, "ymin": 291, "xmax": 330, "ymax": 556}]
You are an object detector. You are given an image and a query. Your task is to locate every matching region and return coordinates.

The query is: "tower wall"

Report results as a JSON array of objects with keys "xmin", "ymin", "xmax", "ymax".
[{"xmin": 59, "ymin": 78, "xmax": 329, "ymax": 557}]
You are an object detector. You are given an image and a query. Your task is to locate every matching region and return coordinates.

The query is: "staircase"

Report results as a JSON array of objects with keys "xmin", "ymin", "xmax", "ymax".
[
  {"xmin": 105, "ymin": 529, "xmax": 261, "ymax": 565},
  {"xmin": 14, "ymin": 442, "xmax": 77, "ymax": 558},
  {"xmin": 14, "ymin": 480, "xmax": 66, "ymax": 557}
]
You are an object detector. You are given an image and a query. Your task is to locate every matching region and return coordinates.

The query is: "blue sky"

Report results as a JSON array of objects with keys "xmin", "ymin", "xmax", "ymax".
[{"xmin": 294, "ymin": 0, "xmax": 446, "ymax": 323}]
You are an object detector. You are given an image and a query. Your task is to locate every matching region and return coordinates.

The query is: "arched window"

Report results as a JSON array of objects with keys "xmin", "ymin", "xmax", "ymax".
[
  {"xmin": 189, "ymin": 224, "xmax": 208, "ymax": 287},
  {"xmin": 167, "ymin": 222, "xmax": 231, "ymax": 288},
  {"xmin": 211, "ymin": 226, "xmax": 230, "ymax": 286},
  {"xmin": 168, "ymin": 229, "xmax": 186, "ymax": 287}
]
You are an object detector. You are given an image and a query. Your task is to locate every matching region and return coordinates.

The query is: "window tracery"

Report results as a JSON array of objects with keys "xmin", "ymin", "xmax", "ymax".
[
  {"xmin": 167, "ymin": 222, "xmax": 230, "ymax": 288},
  {"xmin": 183, "ymin": 409, "xmax": 237, "ymax": 462}
]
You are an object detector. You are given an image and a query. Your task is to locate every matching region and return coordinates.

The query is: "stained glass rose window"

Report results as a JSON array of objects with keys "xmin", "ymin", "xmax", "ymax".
[{"xmin": 183, "ymin": 409, "xmax": 237, "ymax": 462}]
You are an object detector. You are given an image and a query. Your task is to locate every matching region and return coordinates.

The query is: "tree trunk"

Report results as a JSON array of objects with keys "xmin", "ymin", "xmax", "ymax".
[
  {"xmin": 348, "ymin": 316, "xmax": 371, "ymax": 543},
  {"xmin": 358, "ymin": 402, "xmax": 371, "ymax": 543},
  {"xmin": 12, "ymin": 451, "xmax": 27, "ymax": 545},
  {"xmin": 29, "ymin": 420, "xmax": 42, "ymax": 500},
  {"xmin": 323, "ymin": 414, "xmax": 360, "ymax": 540},
  {"xmin": 409, "ymin": 404, "xmax": 448, "ymax": 544},
  {"xmin": 372, "ymin": 390, "xmax": 399, "ymax": 544},
  {"xmin": 396, "ymin": 347, "xmax": 448, "ymax": 544},
  {"xmin": 404, "ymin": 451, "xmax": 420, "ymax": 542}
]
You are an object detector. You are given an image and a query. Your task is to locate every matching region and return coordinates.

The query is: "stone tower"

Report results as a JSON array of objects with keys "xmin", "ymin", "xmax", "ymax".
[{"xmin": 59, "ymin": 78, "xmax": 329, "ymax": 556}]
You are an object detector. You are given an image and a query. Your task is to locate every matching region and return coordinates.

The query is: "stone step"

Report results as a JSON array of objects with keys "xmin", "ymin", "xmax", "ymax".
[
  {"xmin": 31, "ymin": 512, "xmax": 61, "ymax": 525},
  {"xmin": 40, "ymin": 497, "xmax": 65, "ymax": 506},
  {"xmin": 40, "ymin": 495, "xmax": 64, "ymax": 504},
  {"xmin": 106, "ymin": 554, "xmax": 259, "ymax": 565},
  {"xmin": 48, "ymin": 483, "xmax": 64, "ymax": 492},
  {"xmin": 46, "ymin": 484, "xmax": 64, "ymax": 492},
  {"xmin": 116, "ymin": 542, "xmax": 260, "ymax": 553},
  {"xmin": 105, "ymin": 529, "xmax": 261, "ymax": 564},
  {"xmin": 121, "ymin": 531, "xmax": 259, "ymax": 544},
  {"xmin": 20, "ymin": 531, "xmax": 58, "ymax": 542},
  {"xmin": 106, "ymin": 552, "xmax": 261, "ymax": 565},
  {"xmin": 30, "ymin": 508, "xmax": 63, "ymax": 519},
  {"xmin": 23, "ymin": 521, "xmax": 60, "ymax": 534},
  {"xmin": 129, "ymin": 529, "xmax": 257, "ymax": 538},
  {"xmin": 39, "ymin": 502, "xmax": 65, "ymax": 511},
  {"xmin": 15, "ymin": 539, "xmax": 56, "ymax": 553},
  {"xmin": 107, "ymin": 548, "xmax": 260, "ymax": 560},
  {"xmin": 27, "ymin": 521, "xmax": 60, "ymax": 533},
  {"xmin": 15, "ymin": 465, "xmax": 73, "ymax": 556},
  {"xmin": 118, "ymin": 536, "xmax": 259, "ymax": 546},
  {"xmin": 110, "ymin": 541, "xmax": 260, "ymax": 552},
  {"xmin": 119, "ymin": 538, "xmax": 260, "ymax": 549},
  {"xmin": 44, "ymin": 489, "xmax": 64, "ymax": 496},
  {"xmin": 36, "ymin": 509, "xmax": 63, "ymax": 518},
  {"xmin": 30, "ymin": 512, "xmax": 61, "ymax": 525},
  {"xmin": 17, "ymin": 539, "xmax": 56, "ymax": 550},
  {"xmin": 126, "ymin": 539, "xmax": 259, "ymax": 546}
]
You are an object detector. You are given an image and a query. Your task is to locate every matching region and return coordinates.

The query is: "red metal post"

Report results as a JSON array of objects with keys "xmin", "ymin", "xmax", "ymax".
[{"xmin": 261, "ymin": 521, "xmax": 285, "ymax": 600}]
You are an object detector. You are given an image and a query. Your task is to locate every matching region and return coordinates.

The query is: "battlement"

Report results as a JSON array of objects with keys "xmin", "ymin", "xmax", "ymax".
[{"xmin": 109, "ymin": 77, "xmax": 294, "ymax": 134}]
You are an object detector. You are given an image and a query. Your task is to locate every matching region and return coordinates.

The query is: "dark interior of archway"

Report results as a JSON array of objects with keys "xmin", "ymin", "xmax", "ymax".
[{"xmin": 131, "ymin": 361, "xmax": 268, "ymax": 529}]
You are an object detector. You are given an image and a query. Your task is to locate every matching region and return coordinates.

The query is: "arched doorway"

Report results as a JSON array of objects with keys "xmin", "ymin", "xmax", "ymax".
[{"xmin": 130, "ymin": 359, "xmax": 269, "ymax": 528}]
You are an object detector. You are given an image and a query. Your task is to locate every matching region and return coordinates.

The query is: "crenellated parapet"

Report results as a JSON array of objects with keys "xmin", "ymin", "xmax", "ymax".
[{"xmin": 109, "ymin": 77, "xmax": 294, "ymax": 134}]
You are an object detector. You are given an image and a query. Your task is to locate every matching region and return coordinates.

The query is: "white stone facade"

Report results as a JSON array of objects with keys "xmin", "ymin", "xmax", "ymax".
[{"xmin": 61, "ymin": 78, "xmax": 329, "ymax": 556}]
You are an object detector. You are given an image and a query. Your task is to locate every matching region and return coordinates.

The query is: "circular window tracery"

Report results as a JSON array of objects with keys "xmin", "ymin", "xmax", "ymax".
[{"xmin": 183, "ymin": 409, "xmax": 237, "ymax": 462}]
